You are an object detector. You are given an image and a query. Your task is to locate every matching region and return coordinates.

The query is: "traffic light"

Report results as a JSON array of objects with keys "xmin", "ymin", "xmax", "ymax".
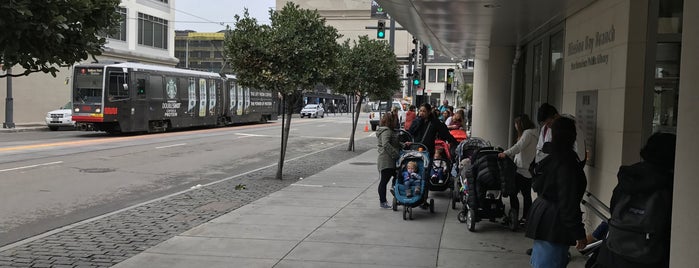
[
  {"xmin": 412, "ymin": 71, "xmax": 420, "ymax": 86},
  {"xmin": 377, "ymin": 20, "xmax": 386, "ymax": 39}
]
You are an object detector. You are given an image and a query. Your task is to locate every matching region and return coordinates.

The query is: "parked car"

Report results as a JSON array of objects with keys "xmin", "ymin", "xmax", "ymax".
[
  {"xmin": 300, "ymin": 104, "xmax": 325, "ymax": 118},
  {"xmin": 369, "ymin": 101, "xmax": 406, "ymax": 131},
  {"xmin": 45, "ymin": 102, "xmax": 75, "ymax": 131}
]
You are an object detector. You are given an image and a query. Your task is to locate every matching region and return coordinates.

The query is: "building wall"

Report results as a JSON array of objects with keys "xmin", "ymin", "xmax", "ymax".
[
  {"xmin": 0, "ymin": 0, "xmax": 177, "ymax": 125},
  {"xmin": 562, "ymin": 0, "xmax": 647, "ymax": 206},
  {"xmin": 670, "ymin": 0, "xmax": 699, "ymax": 265}
]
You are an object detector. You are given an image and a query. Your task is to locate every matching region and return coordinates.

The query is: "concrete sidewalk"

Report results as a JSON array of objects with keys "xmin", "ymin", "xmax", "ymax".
[{"xmin": 113, "ymin": 149, "xmax": 587, "ymax": 268}]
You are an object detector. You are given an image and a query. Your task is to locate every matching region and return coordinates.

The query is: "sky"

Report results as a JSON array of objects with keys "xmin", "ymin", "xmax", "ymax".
[{"xmin": 173, "ymin": 0, "xmax": 275, "ymax": 32}]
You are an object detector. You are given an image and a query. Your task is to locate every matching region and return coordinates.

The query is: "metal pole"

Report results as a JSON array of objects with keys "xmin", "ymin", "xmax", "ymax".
[
  {"xmin": 185, "ymin": 39, "xmax": 189, "ymax": 68},
  {"xmin": 389, "ymin": 17, "xmax": 395, "ymax": 51},
  {"xmin": 3, "ymin": 67, "xmax": 14, "ymax": 128}
]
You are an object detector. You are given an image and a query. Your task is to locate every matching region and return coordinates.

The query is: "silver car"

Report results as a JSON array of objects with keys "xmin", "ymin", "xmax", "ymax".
[
  {"xmin": 300, "ymin": 104, "xmax": 325, "ymax": 118},
  {"xmin": 45, "ymin": 102, "xmax": 75, "ymax": 131}
]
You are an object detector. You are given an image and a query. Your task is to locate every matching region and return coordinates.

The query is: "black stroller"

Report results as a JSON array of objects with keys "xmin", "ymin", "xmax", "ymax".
[
  {"xmin": 452, "ymin": 137, "xmax": 491, "ymax": 209},
  {"xmin": 458, "ymin": 146, "xmax": 518, "ymax": 231}
]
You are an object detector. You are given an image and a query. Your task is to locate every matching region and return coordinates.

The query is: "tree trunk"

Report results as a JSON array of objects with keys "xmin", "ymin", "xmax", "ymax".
[{"xmin": 347, "ymin": 95, "xmax": 365, "ymax": 151}]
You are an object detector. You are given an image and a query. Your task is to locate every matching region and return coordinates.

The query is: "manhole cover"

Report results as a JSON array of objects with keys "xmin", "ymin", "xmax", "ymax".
[
  {"xmin": 80, "ymin": 168, "xmax": 116, "ymax": 173},
  {"xmin": 349, "ymin": 162, "xmax": 375, "ymax": 166}
]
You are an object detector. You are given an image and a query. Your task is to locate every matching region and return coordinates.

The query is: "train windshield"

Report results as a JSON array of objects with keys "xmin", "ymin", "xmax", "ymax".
[{"xmin": 73, "ymin": 67, "xmax": 104, "ymax": 104}]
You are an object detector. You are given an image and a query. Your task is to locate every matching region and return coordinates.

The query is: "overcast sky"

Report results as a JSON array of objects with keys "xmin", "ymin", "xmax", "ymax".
[{"xmin": 173, "ymin": 0, "xmax": 275, "ymax": 32}]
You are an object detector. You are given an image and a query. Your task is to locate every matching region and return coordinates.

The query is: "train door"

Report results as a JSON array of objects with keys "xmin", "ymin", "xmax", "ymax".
[
  {"xmin": 125, "ymin": 72, "xmax": 149, "ymax": 132},
  {"xmin": 187, "ymin": 78, "xmax": 197, "ymax": 117},
  {"xmin": 215, "ymin": 79, "xmax": 224, "ymax": 117}
]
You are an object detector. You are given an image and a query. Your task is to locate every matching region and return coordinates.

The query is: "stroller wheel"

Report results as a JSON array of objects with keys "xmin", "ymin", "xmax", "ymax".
[
  {"xmin": 392, "ymin": 197, "xmax": 398, "ymax": 211},
  {"xmin": 466, "ymin": 208, "xmax": 476, "ymax": 232},
  {"xmin": 403, "ymin": 207, "xmax": 408, "ymax": 220},
  {"xmin": 409, "ymin": 207, "xmax": 414, "ymax": 220},
  {"xmin": 429, "ymin": 199, "xmax": 435, "ymax": 213},
  {"xmin": 457, "ymin": 210, "xmax": 467, "ymax": 223}
]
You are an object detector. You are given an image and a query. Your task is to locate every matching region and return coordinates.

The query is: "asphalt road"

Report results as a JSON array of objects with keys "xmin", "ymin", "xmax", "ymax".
[{"xmin": 0, "ymin": 114, "xmax": 374, "ymax": 254}]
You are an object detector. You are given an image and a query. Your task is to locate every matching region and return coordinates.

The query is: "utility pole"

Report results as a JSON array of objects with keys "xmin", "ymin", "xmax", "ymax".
[{"xmin": 3, "ymin": 67, "xmax": 14, "ymax": 128}]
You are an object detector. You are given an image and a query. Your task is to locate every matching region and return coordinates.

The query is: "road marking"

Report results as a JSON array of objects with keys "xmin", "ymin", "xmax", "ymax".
[
  {"xmin": 155, "ymin": 143, "xmax": 186, "ymax": 149},
  {"xmin": 291, "ymin": 184, "xmax": 324, "ymax": 187},
  {"xmin": 235, "ymin": 133, "xmax": 268, "ymax": 137},
  {"xmin": 0, "ymin": 161, "xmax": 63, "ymax": 173}
]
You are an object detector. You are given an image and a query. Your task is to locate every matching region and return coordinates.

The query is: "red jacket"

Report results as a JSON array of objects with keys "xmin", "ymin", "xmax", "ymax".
[{"xmin": 404, "ymin": 111, "xmax": 417, "ymax": 130}]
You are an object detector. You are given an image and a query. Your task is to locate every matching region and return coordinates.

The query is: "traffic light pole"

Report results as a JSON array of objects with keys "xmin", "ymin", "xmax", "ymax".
[{"xmin": 389, "ymin": 18, "xmax": 395, "ymax": 51}]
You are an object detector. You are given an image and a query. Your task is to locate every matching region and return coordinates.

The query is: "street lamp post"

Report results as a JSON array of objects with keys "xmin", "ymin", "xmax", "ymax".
[{"xmin": 3, "ymin": 67, "xmax": 14, "ymax": 129}]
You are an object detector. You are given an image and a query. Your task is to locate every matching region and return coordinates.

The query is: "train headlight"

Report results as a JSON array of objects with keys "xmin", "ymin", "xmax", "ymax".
[
  {"xmin": 74, "ymin": 108, "xmax": 80, "ymax": 112},
  {"xmin": 95, "ymin": 108, "xmax": 101, "ymax": 113}
]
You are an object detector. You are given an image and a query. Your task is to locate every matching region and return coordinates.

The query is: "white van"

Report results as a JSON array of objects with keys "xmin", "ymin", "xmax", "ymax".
[{"xmin": 369, "ymin": 101, "xmax": 406, "ymax": 131}]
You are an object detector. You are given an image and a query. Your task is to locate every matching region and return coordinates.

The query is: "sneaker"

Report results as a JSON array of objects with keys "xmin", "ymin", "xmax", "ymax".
[
  {"xmin": 380, "ymin": 202, "xmax": 391, "ymax": 209},
  {"xmin": 406, "ymin": 190, "xmax": 413, "ymax": 198},
  {"xmin": 414, "ymin": 186, "xmax": 421, "ymax": 195},
  {"xmin": 438, "ymin": 179, "xmax": 444, "ymax": 184}
]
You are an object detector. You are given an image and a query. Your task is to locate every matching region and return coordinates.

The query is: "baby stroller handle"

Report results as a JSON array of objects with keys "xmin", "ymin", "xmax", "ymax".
[{"xmin": 406, "ymin": 142, "xmax": 428, "ymax": 152}]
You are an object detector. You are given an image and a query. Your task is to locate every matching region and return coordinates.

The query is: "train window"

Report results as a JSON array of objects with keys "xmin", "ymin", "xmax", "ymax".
[{"xmin": 108, "ymin": 72, "xmax": 129, "ymax": 100}]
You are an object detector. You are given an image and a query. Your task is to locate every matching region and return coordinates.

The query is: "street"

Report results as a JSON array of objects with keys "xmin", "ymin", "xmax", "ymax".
[{"xmin": 0, "ymin": 114, "xmax": 372, "ymax": 248}]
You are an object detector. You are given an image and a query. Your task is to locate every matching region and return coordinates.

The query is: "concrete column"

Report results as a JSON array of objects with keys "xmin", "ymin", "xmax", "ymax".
[
  {"xmin": 472, "ymin": 46, "xmax": 515, "ymax": 148},
  {"xmin": 670, "ymin": 0, "xmax": 699, "ymax": 266}
]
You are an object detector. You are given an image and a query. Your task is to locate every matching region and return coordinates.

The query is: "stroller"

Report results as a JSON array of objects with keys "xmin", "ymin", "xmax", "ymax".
[
  {"xmin": 392, "ymin": 143, "xmax": 435, "ymax": 220},
  {"xmin": 428, "ymin": 139, "xmax": 454, "ymax": 194},
  {"xmin": 458, "ymin": 146, "xmax": 518, "ymax": 232},
  {"xmin": 451, "ymin": 137, "xmax": 491, "ymax": 209}
]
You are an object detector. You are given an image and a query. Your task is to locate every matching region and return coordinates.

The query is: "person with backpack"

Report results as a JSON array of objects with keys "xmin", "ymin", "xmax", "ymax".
[
  {"xmin": 594, "ymin": 132, "xmax": 676, "ymax": 268},
  {"xmin": 525, "ymin": 116, "xmax": 588, "ymax": 268}
]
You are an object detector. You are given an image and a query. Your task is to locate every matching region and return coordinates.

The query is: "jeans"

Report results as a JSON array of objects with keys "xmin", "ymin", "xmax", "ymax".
[
  {"xmin": 378, "ymin": 168, "xmax": 395, "ymax": 203},
  {"xmin": 530, "ymin": 240, "xmax": 569, "ymax": 268}
]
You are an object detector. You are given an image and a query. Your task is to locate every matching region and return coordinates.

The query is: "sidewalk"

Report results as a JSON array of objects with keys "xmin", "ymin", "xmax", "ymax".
[
  {"xmin": 0, "ymin": 122, "xmax": 49, "ymax": 133},
  {"xmin": 112, "ymin": 149, "xmax": 587, "ymax": 268}
]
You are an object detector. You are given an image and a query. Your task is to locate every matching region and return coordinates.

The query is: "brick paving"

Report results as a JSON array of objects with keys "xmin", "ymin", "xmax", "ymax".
[{"xmin": 0, "ymin": 141, "xmax": 373, "ymax": 268}]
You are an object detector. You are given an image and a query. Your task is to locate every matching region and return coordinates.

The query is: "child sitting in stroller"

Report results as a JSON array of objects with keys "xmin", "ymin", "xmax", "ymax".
[
  {"xmin": 431, "ymin": 148, "xmax": 449, "ymax": 184},
  {"xmin": 402, "ymin": 161, "xmax": 423, "ymax": 197}
]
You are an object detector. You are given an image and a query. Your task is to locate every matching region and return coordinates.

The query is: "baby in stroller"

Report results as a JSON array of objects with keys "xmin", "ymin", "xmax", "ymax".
[
  {"xmin": 402, "ymin": 161, "xmax": 422, "ymax": 197},
  {"xmin": 430, "ymin": 148, "xmax": 449, "ymax": 184}
]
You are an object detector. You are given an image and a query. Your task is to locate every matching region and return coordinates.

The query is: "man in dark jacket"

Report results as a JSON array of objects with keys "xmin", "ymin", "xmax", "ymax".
[{"xmin": 408, "ymin": 103, "xmax": 457, "ymax": 158}]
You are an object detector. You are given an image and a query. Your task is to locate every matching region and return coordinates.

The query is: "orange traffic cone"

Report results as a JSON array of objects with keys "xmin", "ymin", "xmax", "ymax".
[{"xmin": 364, "ymin": 121, "xmax": 369, "ymax": 132}]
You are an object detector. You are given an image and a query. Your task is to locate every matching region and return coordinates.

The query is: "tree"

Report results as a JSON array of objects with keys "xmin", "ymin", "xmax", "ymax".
[
  {"xmin": 224, "ymin": 3, "xmax": 341, "ymax": 180},
  {"xmin": 0, "ymin": 0, "xmax": 121, "ymax": 78},
  {"xmin": 331, "ymin": 36, "xmax": 401, "ymax": 151},
  {"xmin": 457, "ymin": 83, "xmax": 473, "ymax": 107}
]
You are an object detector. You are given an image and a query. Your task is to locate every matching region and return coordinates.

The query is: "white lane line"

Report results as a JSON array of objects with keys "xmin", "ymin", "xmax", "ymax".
[
  {"xmin": 291, "ymin": 184, "xmax": 324, "ymax": 187},
  {"xmin": 235, "ymin": 133, "xmax": 269, "ymax": 137},
  {"xmin": 155, "ymin": 143, "xmax": 187, "ymax": 149},
  {"xmin": 0, "ymin": 161, "xmax": 63, "ymax": 173}
]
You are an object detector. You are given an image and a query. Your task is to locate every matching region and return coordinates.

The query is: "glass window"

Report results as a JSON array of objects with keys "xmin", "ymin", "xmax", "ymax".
[
  {"xmin": 548, "ymin": 30, "xmax": 564, "ymax": 108},
  {"xmin": 107, "ymin": 7, "xmax": 127, "ymax": 41},
  {"xmin": 108, "ymin": 72, "xmax": 129, "ymax": 99},
  {"xmin": 138, "ymin": 13, "xmax": 168, "ymax": 49},
  {"xmin": 428, "ymin": 69, "xmax": 436, "ymax": 82},
  {"xmin": 438, "ymin": 69, "xmax": 446, "ymax": 82}
]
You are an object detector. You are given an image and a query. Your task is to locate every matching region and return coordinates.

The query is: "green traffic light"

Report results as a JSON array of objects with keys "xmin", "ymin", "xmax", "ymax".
[
  {"xmin": 378, "ymin": 31, "xmax": 385, "ymax": 38},
  {"xmin": 413, "ymin": 79, "xmax": 420, "ymax": 86}
]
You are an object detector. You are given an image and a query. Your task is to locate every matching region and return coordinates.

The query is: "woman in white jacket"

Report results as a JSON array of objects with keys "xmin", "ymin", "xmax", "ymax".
[{"xmin": 498, "ymin": 114, "xmax": 538, "ymax": 226}]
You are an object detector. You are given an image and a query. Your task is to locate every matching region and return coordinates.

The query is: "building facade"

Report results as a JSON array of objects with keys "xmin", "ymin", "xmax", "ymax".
[
  {"xmin": 1, "ymin": 0, "xmax": 178, "ymax": 125},
  {"xmin": 174, "ymin": 31, "xmax": 231, "ymax": 74}
]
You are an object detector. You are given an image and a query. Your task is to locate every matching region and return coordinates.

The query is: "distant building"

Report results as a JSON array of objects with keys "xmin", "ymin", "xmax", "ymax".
[
  {"xmin": 1, "ymin": 0, "xmax": 178, "ymax": 124},
  {"xmin": 174, "ymin": 31, "xmax": 231, "ymax": 74}
]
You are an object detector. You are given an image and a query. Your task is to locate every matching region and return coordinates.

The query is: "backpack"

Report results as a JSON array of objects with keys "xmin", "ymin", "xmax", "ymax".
[{"xmin": 605, "ymin": 187, "xmax": 672, "ymax": 264}]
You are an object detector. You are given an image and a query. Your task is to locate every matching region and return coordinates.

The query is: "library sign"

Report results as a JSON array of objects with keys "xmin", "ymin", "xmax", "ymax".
[{"xmin": 568, "ymin": 25, "xmax": 616, "ymax": 71}]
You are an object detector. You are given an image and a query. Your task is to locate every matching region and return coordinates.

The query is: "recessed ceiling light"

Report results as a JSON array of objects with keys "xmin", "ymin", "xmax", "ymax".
[{"xmin": 484, "ymin": 3, "xmax": 502, "ymax": 8}]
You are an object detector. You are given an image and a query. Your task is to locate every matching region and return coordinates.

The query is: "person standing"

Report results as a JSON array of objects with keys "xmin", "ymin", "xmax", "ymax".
[
  {"xmin": 438, "ymin": 99, "xmax": 449, "ymax": 121},
  {"xmin": 525, "ymin": 116, "xmax": 588, "ymax": 268},
  {"xmin": 408, "ymin": 103, "xmax": 457, "ymax": 159},
  {"xmin": 404, "ymin": 105, "xmax": 417, "ymax": 130},
  {"xmin": 594, "ymin": 132, "xmax": 676, "ymax": 268},
  {"xmin": 498, "ymin": 114, "xmax": 538, "ymax": 226},
  {"xmin": 376, "ymin": 113, "xmax": 401, "ymax": 209}
]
